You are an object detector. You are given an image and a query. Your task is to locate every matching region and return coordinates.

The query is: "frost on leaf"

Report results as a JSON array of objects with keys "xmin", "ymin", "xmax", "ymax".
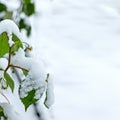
[
  {"xmin": 20, "ymin": 90, "xmax": 38, "ymax": 111},
  {"xmin": 19, "ymin": 77, "xmax": 46, "ymax": 111}
]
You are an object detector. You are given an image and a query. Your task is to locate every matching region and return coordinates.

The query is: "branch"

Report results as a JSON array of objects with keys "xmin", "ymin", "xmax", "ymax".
[
  {"xmin": 1, "ymin": 93, "xmax": 10, "ymax": 104},
  {"xmin": 9, "ymin": 65, "xmax": 28, "ymax": 72},
  {"xmin": 4, "ymin": 47, "xmax": 11, "ymax": 73},
  {"xmin": 45, "ymin": 73, "xmax": 50, "ymax": 82}
]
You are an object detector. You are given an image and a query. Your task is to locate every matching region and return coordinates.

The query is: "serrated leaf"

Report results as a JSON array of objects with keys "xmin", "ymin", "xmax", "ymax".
[
  {"xmin": 20, "ymin": 90, "xmax": 38, "ymax": 111},
  {"xmin": 22, "ymin": 69, "xmax": 28, "ymax": 76},
  {"xmin": 4, "ymin": 72, "xmax": 14, "ymax": 92},
  {"xmin": 0, "ymin": 3, "xmax": 7, "ymax": 12},
  {"xmin": 0, "ymin": 32, "xmax": 9, "ymax": 57}
]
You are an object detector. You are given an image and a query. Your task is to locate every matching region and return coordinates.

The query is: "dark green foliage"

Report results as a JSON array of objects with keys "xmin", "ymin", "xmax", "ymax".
[
  {"xmin": 0, "ymin": 107, "xmax": 7, "ymax": 119},
  {"xmin": 22, "ymin": 3, "xmax": 35, "ymax": 16},
  {"xmin": 0, "ymin": 3, "xmax": 7, "ymax": 12},
  {"xmin": 24, "ymin": 0, "xmax": 31, "ymax": 4},
  {"xmin": 19, "ymin": 19, "xmax": 31, "ymax": 36}
]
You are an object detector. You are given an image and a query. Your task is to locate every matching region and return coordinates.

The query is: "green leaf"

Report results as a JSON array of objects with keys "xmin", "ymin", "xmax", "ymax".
[
  {"xmin": 0, "ymin": 107, "xmax": 3, "ymax": 113},
  {"xmin": 0, "ymin": 3, "xmax": 7, "ymax": 12},
  {"xmin": 19, "ymin": 19, "xmax": 31, "ymax": 36},
  {"xmin": 4, "ymin": 72, "xmax": 14, "ymax": 92},
  {"xmin": 11, "ymin": 34, "xmax": 23, "ymax": 53},
  {"xmin": 22, "ymin": 3, "xmax": 35, "ymax": 16},
  {"xmin": 26, "ymin": 25, "xmax": 31, "ymax": 36},
  {"xmin": 0, "ymin": 68, "xmax": 3, "ymax": 71},
  {"xmin": 19, "ymin": 19, "xmax": 26, "ymax": 29},
  {"xmin": 24, "ymin": 0, "xmax": 31, "ymax": 4},
  {"xmin": 12, "ymin": 34, "xmax": 22, "ymax": 44},
  {"xmin": 0, "ymin": 107, "xmax": 7, "ymax": 119},
  {"xmin": 0, "ymin": 32, "xmax": 9, "ymax": 58},
  {"xmin": 11, "ymin": 41, "xmax": 23, "ymax": 53},
  {"xmin": 20, "ymin": 90, "xmax": 38, "ymax": 111},
  {"xmin": 4, "ymin": 11, "xmax": 13, "ymax": 19},
  {"xmin": 22, "ymin": 69, "xmax": 29, "ymax": 76}
]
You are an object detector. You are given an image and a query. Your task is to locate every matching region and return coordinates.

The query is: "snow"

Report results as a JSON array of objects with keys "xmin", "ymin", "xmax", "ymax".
[
  {"xmin": 0, "ymin": 0, "xmax": 19, "ymax": 11},
  {"xmin": 0, "ymin": 102, "xmax": 21, "ymax": 120},
  {"xmin": 11, "ymin": 48, "xmax": 47, "ymax": 99},
  {"xmin": 30, "ymin": 0, "xmax": 120, "ymax": 120},
  {"xmin": 11, "ymin": 49, "xmax": 28, "ymax": 69},
  {"xmin": 28, "ymin": 59, "xmax": 46, "ymax": 80},
  {"xmin": 11, "ymin": 48, "xmax": 46, "ymax": 79},
  {"xmin": 19, "ymin": 77, "xmax": 46, "ymax": 99},
  {"xmin": 2, "ymin": 0, "xmax": 120, "ymax": 120},
  {"xmin": 0, "ymin": 19, "xmax": 24, "ymax": 46},
  {"xmin": 44, "ymin": 74, "xmax": 54, "ymax": 108},
  {"xmin": 0, "ymin": 19, "xmax": 20, "ymax": 37},
  {"xmin": 0, "ymin": 58, "xmax": 8, "ymax": 70}
]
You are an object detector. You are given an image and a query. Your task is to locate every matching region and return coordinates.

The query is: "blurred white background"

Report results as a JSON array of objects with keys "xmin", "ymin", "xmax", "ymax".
[{"xmin": 30, "ymin": 0, "xmax": 120, "ymax": 119}]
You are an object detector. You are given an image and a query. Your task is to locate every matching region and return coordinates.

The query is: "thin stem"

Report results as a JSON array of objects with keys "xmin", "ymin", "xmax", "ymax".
[
  {"xmin": 4, "ymin": 47, "xmax": 11, "ymax": 73},
  {"xmin": 4, "ymin": 46, "xmax": 28, "ymax": 73},
  {"xmin": 1, "ymin": 93, "xmax": 10, "ymax": 104},
  {"xmin": 22, "ymin": 42, "xmax": 30, "ymax": 48},
  {"xmin": 10, "ymin": 65, "xmax": 28, "ymax": 72},
  {"xmin": 45, "ymin": 73, "xmax": 50, "ymax": 82}
]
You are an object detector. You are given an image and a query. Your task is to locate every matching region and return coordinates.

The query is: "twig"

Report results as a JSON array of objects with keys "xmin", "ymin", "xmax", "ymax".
[
  {"xmin": 4, "ymin": 47, "xmax": 11, "ymax": 73},
  {"xmin": 9, "ymin": 65, "xmax": 28, "ymax": 72},
  {"xmin": 1, "ymin": 93, "xmax": 10, "ymax": 104}
]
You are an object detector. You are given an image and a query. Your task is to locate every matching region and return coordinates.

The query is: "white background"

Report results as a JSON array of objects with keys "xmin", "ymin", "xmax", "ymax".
[{"xmin": 30, "ymin": 0, "xmax": 120, "ymax": 119}]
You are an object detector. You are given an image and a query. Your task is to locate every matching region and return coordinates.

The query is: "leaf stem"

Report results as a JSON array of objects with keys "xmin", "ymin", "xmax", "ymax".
[
  {"xmin": 9, "ymin": 65, "xmax": 28, "ymax": 72},
  {"xmin": 1, "ymin": 93, "xmax": 10, "ymax": 104},
  {"xmin": 45, "ymin": 73, "xmax": 50, "ymax": 82},
  {"xmin": 4, "ymin": 47, "xmax": 11, "ymax": 73}
]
